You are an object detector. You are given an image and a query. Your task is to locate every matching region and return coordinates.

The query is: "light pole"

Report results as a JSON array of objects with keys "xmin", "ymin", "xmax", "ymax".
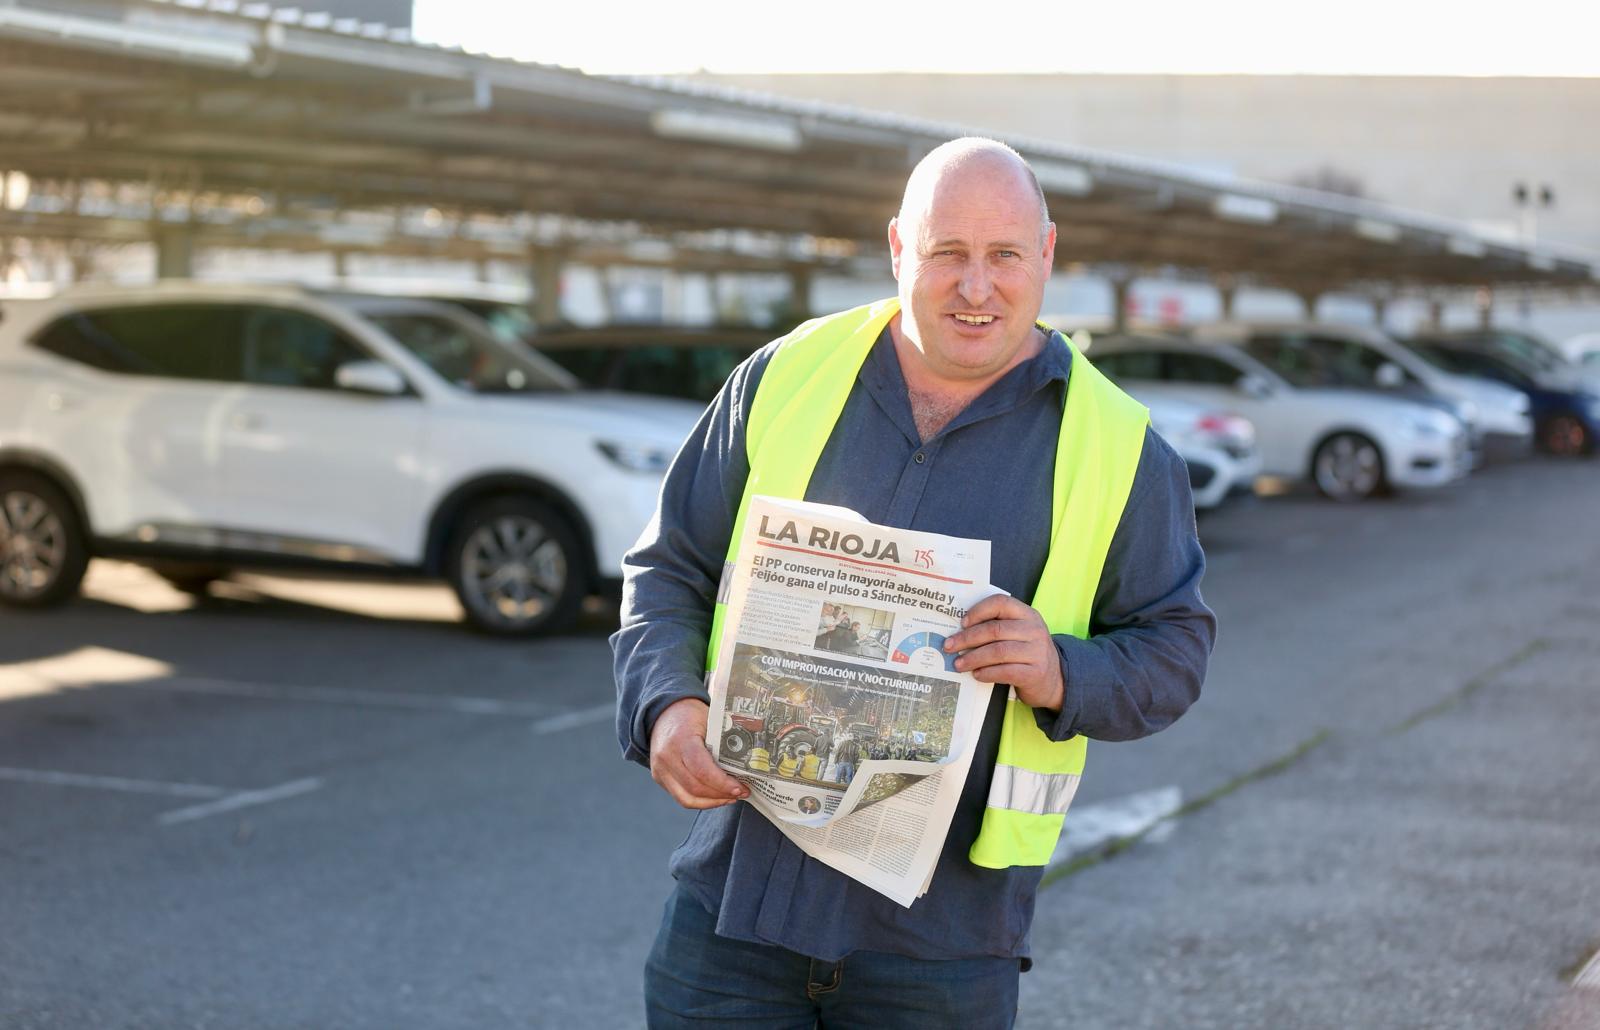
[{"xmin": 1512, "ymin": 181, "xmax": 1555, "ymax": 245}]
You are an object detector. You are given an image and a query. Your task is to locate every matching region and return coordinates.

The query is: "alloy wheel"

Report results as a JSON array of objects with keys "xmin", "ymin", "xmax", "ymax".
[
  {"xmin": 0, "ymin": 489, "xmax": 69, "ymax": 601},
  {"xmin": 457, "ymin": 513, "xmax": 570, "ymax": 630},
  {"xmin": 1314, "ymin": 434, "xmax": 1383, "ymax": 501},
  {"xmin": 1542, "ymin": 415, "xmax": 1589, "ymax": 457}
]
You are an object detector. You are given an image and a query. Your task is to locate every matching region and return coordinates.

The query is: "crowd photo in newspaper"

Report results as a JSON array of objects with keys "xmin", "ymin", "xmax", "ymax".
[{"xmin": 705, "ymin": 496, "xmax": 999, "ymax": 905}]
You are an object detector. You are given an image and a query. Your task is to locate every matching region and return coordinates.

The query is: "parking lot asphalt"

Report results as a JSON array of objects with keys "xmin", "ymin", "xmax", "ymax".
[{"xmin": 2, "ymin": 458, "xmax": 1598, "ymax": 1029}]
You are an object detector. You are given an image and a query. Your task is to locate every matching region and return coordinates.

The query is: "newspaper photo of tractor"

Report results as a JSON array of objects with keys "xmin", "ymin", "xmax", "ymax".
[{"xmin": 716, "ymin": 643, "xmax": 959, "ymax": 788}]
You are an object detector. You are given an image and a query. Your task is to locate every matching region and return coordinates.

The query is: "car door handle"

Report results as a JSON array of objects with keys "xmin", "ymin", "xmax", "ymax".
[
  {"xmin": 45, "ymin": 391, "xmax": 82, "ymax": 412},
  {"xmin": 231, "ymin": 412, "xmax": 266, "ymax": 431}
]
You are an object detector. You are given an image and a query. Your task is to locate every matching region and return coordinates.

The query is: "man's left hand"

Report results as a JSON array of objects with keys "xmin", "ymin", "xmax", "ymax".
[{"xmin": 944, "ymin": 594, "xmax": 1064, "ymax": 712}]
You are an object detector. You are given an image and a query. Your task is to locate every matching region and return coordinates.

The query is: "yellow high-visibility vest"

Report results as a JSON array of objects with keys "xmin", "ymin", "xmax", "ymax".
[{"xmin": 705, "ymin": 299, "xmax": 1148, "ymax": 868}]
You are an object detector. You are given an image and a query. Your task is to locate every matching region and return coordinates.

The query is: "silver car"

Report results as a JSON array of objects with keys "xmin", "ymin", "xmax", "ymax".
[{"xmin": 1190, "ymin": 322, "xmax": 1533, "ymax": 464}]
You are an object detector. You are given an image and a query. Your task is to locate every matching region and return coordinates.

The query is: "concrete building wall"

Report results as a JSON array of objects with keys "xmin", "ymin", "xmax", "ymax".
[
  {"xmin": 689, "ymin": 74, "xmax": 1600, "ymax": 254},
  {"xmin": 314, "ymin": 0, "xmax": 412, "ymax": 28}
]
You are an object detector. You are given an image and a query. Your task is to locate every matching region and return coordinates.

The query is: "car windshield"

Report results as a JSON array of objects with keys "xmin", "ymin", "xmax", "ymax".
[
  {"xmin": 1426, "ymin": 332, "xmax": 1564, "ymax": 374},
  {"xmin": 1240, "ymin": 339, "xmax": 1340, "ymax": 388},
  {"xmin": 438, "ymin": 299, "xmax": 537, "ymax": 345},
  {"xmin": 365, "ymin": 312, "xmax": 575, "ymax": 394},
  {"xmin": 1398, "ymin": 340, "xmax": 1456, "ymax": 372},
  {"xmin": 1403, "ymin": 340, "xmax": 1535, "ymax": 387},
  {"xmin": 1481, "ymin": 332, "xmax": 1565, "ymax": 373}
]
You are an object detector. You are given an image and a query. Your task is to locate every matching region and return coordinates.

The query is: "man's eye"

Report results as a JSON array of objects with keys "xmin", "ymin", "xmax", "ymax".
[{"xmin": 996, "ymin": 250, "xmax": 1019, "ymax": 259}]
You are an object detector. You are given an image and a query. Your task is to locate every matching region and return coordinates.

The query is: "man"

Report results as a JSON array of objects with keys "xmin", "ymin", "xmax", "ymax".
[
  {"xmin": 832, "ymin": 735, "xmax": 858, "ymax": 786},
  {"xmin": 614, "ymin": 137, "xmax": 1214, "ymax": 1028},
  {"xmin": 816, "ymin": 603, "xmax": 840, "ymax": 644},
  {"xmin": 826, "ymin": 614, "xmax": 857, "ymax": 654}
]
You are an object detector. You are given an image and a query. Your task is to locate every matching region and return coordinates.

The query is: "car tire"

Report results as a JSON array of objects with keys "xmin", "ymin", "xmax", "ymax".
[
  {"xmin": 445, "ymin": 496, "xmax": 585, "ymax": 636},
  {"xmin": 149, "ymin": 561, "xmax": 231, "ymax": 595},
  {"xmin": 0, "ymin": 471, "xmax": 90, "ymax": 609},
  {"xmin": 1538, "ymin": 413, "xmax": 1592, "ymax": 457},
  {"xmin": 1311, "ymin": 432, "xmax": 1386, "ymax": 502}
]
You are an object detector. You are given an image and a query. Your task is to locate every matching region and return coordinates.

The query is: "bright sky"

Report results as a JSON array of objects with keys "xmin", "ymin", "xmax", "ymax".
[{"xmin": 411, "ymin": 0, "xmax": 1600, "ymax": 77}]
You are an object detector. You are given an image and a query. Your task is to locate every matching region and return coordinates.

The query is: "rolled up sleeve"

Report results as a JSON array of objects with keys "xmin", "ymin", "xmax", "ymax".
[{"xmin": 1035, "ymin": 427, "xmax": 1216, "ymax": 742}]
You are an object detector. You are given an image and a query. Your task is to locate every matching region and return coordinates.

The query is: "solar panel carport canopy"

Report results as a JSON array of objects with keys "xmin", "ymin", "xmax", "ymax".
[{"xmin": 1, "ymin": 0, "xmax": 1596, "ymax": 299}]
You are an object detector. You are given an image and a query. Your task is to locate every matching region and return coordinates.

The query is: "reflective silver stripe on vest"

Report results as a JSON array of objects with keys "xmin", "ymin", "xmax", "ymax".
[{"xmin": 986, "ymin": 763, "xmax": 1082, "ymax": 816}]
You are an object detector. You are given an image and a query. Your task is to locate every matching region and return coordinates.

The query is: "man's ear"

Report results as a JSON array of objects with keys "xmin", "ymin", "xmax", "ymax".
[{"xmin": 888, "ymin": 217, "xmax": 904, "ymax": 281}]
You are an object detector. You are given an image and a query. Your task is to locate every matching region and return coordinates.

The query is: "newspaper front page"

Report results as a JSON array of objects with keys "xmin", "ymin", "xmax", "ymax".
[{"xmin": 705, "ymin": 496, "xmax": 996, "ymax": 906}]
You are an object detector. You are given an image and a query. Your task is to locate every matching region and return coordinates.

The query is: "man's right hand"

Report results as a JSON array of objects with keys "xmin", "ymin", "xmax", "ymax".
[{"xmin": 649, "ymin": 698, "xmax": 750, "ymax": 810}]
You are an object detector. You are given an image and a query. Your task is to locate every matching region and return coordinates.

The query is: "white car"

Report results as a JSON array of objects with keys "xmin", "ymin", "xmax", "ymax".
[
  {"xmin": 0, "ymin": 281, "xmax": 702, "ymax": 634},
  {"xmin": 1190, "ymin": 322, "xmax": 1533, "ymax": 463},
  {"xmin": 1087, "ymin": 335, "xmax": 1469, "ymax": 501},
  {"xmin": 1560, "ymin": 332, "xmax": 1600, "ymax": 377},
  {"xmin": 1138, "ymin": 394, "xmax": 1261, "ymax": 510}
]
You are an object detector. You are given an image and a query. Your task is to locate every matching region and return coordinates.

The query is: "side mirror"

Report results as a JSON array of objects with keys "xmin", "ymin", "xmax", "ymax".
[
  {"xmin": 335, "ymin": 360, "xmax": 408, "ymax": 396},
  {"xmin": 1236, "ymin": 374, "xmax": 1274, "ymax": 399},
  {"xmin": 1375, "ymin": 362, "xmax": 1406, "ymax": 389}
]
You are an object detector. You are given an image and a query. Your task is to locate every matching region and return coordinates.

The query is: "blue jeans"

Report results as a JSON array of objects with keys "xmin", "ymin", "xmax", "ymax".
[{"xmin": 644, "ymin": 885, "xmax": 1019, "ymax": 1029}]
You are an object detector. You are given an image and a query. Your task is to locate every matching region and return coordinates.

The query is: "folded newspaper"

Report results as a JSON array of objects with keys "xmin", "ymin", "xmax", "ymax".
[{"xmin": 705, "ymin": 496, "xmax": 997, "ymax": 907}]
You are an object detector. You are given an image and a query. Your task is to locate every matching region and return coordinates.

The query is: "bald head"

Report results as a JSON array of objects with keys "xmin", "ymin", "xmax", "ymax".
[
  {"xmin": 896, "ymin": 138, "xmax": 1051, "ymax": 245},
  {"xmin": 885, "ymin": 137, "xmax": 1058, "ymax": 391}
]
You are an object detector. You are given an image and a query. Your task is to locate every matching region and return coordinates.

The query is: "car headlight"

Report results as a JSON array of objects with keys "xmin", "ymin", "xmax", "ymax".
[
  {"xmin": 1408, "ymin": 417, "xmax": 1445, "ymax": 438},
  {"xmin": 596, "ymin": 440, "xmax": 676, "ymax": 474}
]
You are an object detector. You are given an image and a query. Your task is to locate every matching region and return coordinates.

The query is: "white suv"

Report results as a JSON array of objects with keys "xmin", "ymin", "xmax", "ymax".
[{"xmin": 0, "ymin": 282, "xmax": 703, "ymax": 634}]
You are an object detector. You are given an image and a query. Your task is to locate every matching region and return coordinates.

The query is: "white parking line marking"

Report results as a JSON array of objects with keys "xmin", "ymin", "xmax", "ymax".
[
  {"xmin": 0, "ymin": 766, "xmax": 227, "ymax": 799},
  {"xmin": 1576, "ymin": 949, "xmax": 1600, "ymax": 991},
  {"xmin": 158, "ymin": 777, "xmax": 324, "ymax": 826},
  {"xmin": 531, "ymin": 703, "xmax": 615, "ymax": 735},
  {"xmin": 1049, "ymin": 786, "xmax": 1184, "ymax": 868},
  {"xmin": 125, "ymin": 676, "xmax": 557, "ymax": 717}
]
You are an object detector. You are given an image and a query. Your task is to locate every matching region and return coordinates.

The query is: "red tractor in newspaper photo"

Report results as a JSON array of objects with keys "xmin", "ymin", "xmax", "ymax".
[{"xmin": 721, "ymin": 695, "xmax": 833, "ymax": 769}]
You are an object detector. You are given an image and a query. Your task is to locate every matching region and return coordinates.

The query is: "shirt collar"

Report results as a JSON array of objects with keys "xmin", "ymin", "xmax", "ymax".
[{"xmin": 857, "ymin": 324, "xmax": 1076, "ymax": 443}]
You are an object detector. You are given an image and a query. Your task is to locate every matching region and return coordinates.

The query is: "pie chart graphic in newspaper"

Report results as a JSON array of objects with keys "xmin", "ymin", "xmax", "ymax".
[{"xmin": 890, "ymin": 631, "xmax": 958, "ymax": 672}]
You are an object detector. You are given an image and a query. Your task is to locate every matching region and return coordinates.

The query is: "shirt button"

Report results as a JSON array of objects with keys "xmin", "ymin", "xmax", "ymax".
[{"xmin": 914, "ymin": 452, "xmax": 926, "ymax": 464}]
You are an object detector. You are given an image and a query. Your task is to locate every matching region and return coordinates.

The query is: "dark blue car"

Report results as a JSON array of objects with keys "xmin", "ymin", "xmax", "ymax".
[{"xmin": 1402, "ymin": 339, "xmax": 1600, "ymax": 457}]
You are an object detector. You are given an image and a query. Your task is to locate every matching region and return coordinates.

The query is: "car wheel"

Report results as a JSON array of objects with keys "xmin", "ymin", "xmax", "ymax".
[
  {"xmin": 149, "ymin": 561, "xmax": 231, "ymax": 595},
  {"xmin": 0, "ymin": 472, "xmax": 90, "ymax": 608},
  {"xmin": 445, "ymin": 496, "xmax": 584, "ymax": 636},
  {"xmin": 1312, "ymin": 432, "xmax": 1386, "ymax": 501},
  {"xmin": 1539, "ymin": 413, "xmax": 1591, "ymax": 457}
]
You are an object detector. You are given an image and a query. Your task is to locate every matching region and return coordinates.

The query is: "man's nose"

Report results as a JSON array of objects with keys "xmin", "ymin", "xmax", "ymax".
[{"xmin": 957, "ymin": 258, "xmax": 993, "ymax": 306}]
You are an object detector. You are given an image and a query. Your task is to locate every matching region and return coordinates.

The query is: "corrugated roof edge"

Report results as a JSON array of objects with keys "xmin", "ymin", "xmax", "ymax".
[{"xmin": 80, "ymin": 0, "xmax": 1600, "ymax": 271}]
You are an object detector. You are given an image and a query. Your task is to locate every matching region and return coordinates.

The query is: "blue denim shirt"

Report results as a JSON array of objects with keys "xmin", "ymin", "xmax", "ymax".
[{"xmin": 613, "ymin": 326, "xmax": 1215, "ymax": 964}]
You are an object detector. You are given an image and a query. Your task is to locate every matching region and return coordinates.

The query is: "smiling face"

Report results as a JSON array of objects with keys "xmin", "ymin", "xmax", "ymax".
[{"xmin": 889, "ymin": 148, "xmax": 1056, "ymax": 389}]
